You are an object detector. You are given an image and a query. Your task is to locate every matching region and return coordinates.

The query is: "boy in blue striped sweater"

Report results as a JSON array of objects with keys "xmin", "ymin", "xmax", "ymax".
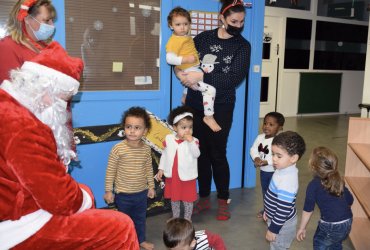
[{"xmin": 263, "ymin": 131, "xmax": 306, "ymax": 249}]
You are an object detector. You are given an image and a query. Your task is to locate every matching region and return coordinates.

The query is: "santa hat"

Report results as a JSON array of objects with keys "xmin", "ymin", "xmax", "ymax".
[{"xmin": 21, "ymin": 41, "xmax": 84, "ymax": 95}]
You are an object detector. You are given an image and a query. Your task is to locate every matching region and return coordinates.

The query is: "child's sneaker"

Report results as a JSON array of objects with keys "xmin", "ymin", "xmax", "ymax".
[
  {"xmin": 193, "ymin": 197, "xmax": 210, "ymax": 214},
  {"xmin": 216, "ymin": 199, "xmax": 230, "ymax": 220},
  {"xmin": 257, "ymin": 209, "xmax": 264, "ymax": 219}
]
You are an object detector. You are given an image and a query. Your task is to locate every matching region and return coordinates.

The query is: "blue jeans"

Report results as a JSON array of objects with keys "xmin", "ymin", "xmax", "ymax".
[
  {"xmin": 115, "ymin": 190, "xmax": 148, "ymax": 244},
  {"xmin": 313, "ymin": 218, "xmax": 352, "ymax": 250},
  {"xmin": 260, "ymin": 170, "xmax": 274, "ymax": 200}
]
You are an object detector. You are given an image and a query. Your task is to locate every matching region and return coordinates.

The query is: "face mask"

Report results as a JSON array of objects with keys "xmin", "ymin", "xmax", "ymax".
[
  {"xmin": 225, "ymin": 23, "xmax": 244, "ymax": 36},
  {"xmin": 29, "ymin": 16, "xmax": 55, "ymax": 41}
]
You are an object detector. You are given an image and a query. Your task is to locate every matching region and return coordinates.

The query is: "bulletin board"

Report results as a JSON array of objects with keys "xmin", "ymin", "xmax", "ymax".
[{"xmin": 189, "ymin": 10, "xmax": 220, "ymax": 37}]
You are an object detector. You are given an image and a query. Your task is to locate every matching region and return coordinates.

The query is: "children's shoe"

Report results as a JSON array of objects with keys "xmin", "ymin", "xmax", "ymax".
[
  {"xmin": 193, "ymin": 197, "xmax": 211, "ymax": 214},
  {"xmin": 256, "ymin": 211, "xmax": 263, "ymax": 219},
  {"xmin": 216, "ymin": 199, "xmax": 230, "ymax": 220}
]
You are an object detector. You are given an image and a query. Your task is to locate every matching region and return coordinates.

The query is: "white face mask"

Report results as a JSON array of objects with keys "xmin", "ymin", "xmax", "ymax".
[{"xmin": 29, "ymin": 16, "xmax": 55, "ymax": 41}]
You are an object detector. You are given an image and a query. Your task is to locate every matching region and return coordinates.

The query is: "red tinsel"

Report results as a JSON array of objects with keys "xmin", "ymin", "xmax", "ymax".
[{"xmin": 17, "ymin": 0, "xmax": 37, "ymax": 21}]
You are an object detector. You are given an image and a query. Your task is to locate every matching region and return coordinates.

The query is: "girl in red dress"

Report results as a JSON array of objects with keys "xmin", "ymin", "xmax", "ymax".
[{"xmin": 157, "ymin": 106, "xmax": 200, "ymax": 221}]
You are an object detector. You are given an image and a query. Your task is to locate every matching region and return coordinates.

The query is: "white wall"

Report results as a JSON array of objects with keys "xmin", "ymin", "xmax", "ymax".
[
  {"xmin": 278, "ymin": 71, "xmax": 364, "ymax": 117},
  {"xmin": 340, "ymin": 72, "xmax": 365, "ymax": 114},
  {"xmin": 361, "ymin": 22, "xmax": 370, "ymax": 117},
  {"xmin": 265, "ymin": 2, "xmax": 367, "ymax": 117}
]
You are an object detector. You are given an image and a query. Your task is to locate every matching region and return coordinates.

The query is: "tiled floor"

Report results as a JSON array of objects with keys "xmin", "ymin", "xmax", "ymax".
[{"xmin": 146, "ymin": 114, "xmax": 356, "ymax": 249}]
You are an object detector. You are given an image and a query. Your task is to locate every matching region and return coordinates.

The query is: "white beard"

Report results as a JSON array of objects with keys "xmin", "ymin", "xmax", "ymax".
[
  {"xmin": 35, "ymin": 99, "xmax": 76, "ymax": 166},
  {"xmin": 1, "ymin": 69, "xmax": 76, "ymax": 167}
]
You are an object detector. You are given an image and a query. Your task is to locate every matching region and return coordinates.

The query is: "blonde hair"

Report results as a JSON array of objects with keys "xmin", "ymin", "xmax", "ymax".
[
  {"xmin": 7, "ymin": 0, "xmax": 56, "ymax": 45},
  {"xmin": 309, "ymin": 146, "xmax": 344, "ymax": 196}
]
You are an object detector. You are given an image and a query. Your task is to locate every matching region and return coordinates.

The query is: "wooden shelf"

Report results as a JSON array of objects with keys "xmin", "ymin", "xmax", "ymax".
[
  {"xmin": 345, "ymin": 177, "xmax": 370, "ymax": 218},
  {"xmin": 345, "ymin": 117, "xmax": 370, "ymax": 249},
  {"xmin": 348, "ymin": 143, "xmax": 370, "ymax": 171},
  {"xmin": 348, "ymin": 218, "xmax": 370, "ymax": 250}
]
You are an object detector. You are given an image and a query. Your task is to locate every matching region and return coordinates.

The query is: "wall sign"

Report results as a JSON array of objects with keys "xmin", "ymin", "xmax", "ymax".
[{"xmin": 189, "ymin": 10, "xmax": 220, "ymax": 37}]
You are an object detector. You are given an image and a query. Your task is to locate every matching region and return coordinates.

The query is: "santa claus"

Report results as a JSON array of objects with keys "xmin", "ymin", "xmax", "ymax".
[{"xmin": 0, "ymin": 42, "xmax": 138, "ymax": 249}]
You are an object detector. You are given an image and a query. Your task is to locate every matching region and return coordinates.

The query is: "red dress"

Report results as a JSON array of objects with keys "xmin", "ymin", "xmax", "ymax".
[{"xmin": 164, "ymin": 140, "xmax": 197, "ymax": 202}]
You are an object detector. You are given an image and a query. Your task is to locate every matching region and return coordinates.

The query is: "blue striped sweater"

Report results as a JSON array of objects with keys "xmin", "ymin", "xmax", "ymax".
[{"xmin": 264, "ymin": 164, "xmax": 298, "ymax": 234}]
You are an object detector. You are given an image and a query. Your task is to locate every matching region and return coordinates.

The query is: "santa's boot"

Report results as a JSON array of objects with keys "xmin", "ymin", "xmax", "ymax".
[
  {"xmin": 216, "ymin": 199, "xmax": 230, "ymax": 221},
  {"xmin": 193, "ymin": 197, "xmax": 210, "ymax": 215}
]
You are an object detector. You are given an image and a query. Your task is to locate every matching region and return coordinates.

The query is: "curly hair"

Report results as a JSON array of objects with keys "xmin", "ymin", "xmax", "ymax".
[
  {"xmin": 272, "ymin": 131, "xmax": 306, "ymax": 159},
  {"xmin": 121, "ymin": 107, "xmax": 151, "ymax": 131},
  {"xmin": 167, "ymin": 106, "xmax": 193, "ymax": 126},
  {"xmin": 167, "ymin": 6, "xmax": 191, "ymax": 27},
  {"xmin": 265, "ymin": 112, "xmax": 285, "ymax": 126},
  {"xmin": 309, "ymin": 147, "xmax": 344, "ymax": 196}
]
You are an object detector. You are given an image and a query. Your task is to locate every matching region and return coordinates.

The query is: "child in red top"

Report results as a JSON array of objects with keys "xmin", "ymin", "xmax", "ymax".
[
  {"xmin": 163, "ymin": 218, "xmax": 226, "ymax": 250},
  {"xmin": 156, "ymin": 106, "xmax": 200, "ymax": 221}
]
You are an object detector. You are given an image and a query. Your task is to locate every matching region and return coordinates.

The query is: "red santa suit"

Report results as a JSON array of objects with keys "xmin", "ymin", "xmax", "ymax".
[{"xmin": 0, "ymin": 42, "xmax": 138, "ymax": 250}]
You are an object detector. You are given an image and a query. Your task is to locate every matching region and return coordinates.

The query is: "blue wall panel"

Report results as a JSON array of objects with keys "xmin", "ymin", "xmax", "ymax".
[
  {"xmin": 244, "ymin": 0, "xmax": 265, "ymax": 188},
  {"xmin": 55, "ymin": 0, "xmax": 263, "ymax": 208}
]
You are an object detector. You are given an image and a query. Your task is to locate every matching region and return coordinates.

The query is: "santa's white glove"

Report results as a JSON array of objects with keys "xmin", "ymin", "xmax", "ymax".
[
  {"xmin": 77, "ymin": 188, "xmax": 93, "ymax": 213},
  {"xmin": 166, "ymin": 52, "xmax": 182, "ymax": 66}
]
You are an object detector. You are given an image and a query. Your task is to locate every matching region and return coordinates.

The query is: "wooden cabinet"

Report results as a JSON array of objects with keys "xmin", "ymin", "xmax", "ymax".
[{"xmin": 344, "ymin": 117, "xmax": 370, "ymax": 250}]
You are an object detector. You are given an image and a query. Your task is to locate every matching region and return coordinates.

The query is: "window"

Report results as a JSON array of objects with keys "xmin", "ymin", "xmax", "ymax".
[
  {"xmin": 314, "ymin": 21, "xmax": 367, "ymax": 70},
  {"xmin": 265, "ymin": 0, "xmax": 311, "ymax": 11},
  {"xmin": 317, "ymin": 0, "xmax": 370, "ymax": 21},
  {"xmin": 0, "ymin": 1, "xmax": 14, "ymax": 38},
  {"xmin": 284, "ymin": 18, "xmax": 312, "ymax": 69},
  {"xmin": 260, "ymin": 77, "xmax": 269, "ymax": 102},
  {"xmin": 65, "ymin": 0, "xmax": 160, "ymax": 91}
]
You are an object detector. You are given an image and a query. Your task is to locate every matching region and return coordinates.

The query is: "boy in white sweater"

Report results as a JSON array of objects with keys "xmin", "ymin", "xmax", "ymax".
[{"xmin": 250, "ymin": 112, "xmax": 285, "ymax": 218}]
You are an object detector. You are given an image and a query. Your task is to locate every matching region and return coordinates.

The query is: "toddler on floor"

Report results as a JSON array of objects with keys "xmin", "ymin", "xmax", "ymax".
[{"xmin": 163, "ymin": 218, "xmax": 226, "ymax": 250}]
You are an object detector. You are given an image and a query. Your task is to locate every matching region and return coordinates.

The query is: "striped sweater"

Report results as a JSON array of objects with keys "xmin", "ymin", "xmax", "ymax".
[
  {"xmin": 264, "ymin": 164, "xmax": 298, "ymax": 234},
  {"xmin": 105, "ymin": 140, "xmax": 154, "ymax": 194}
]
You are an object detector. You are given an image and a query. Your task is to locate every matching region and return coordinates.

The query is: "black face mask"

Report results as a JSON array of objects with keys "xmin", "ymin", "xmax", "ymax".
[{"xmin": 225, "ymin": 24, "xmax": 244, "ymax": 36}]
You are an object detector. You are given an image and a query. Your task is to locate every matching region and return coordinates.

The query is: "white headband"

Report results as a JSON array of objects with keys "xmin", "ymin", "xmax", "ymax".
[{"xmin": 173, "ymin": 112, "xmax": 193, "ymax": 124}]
